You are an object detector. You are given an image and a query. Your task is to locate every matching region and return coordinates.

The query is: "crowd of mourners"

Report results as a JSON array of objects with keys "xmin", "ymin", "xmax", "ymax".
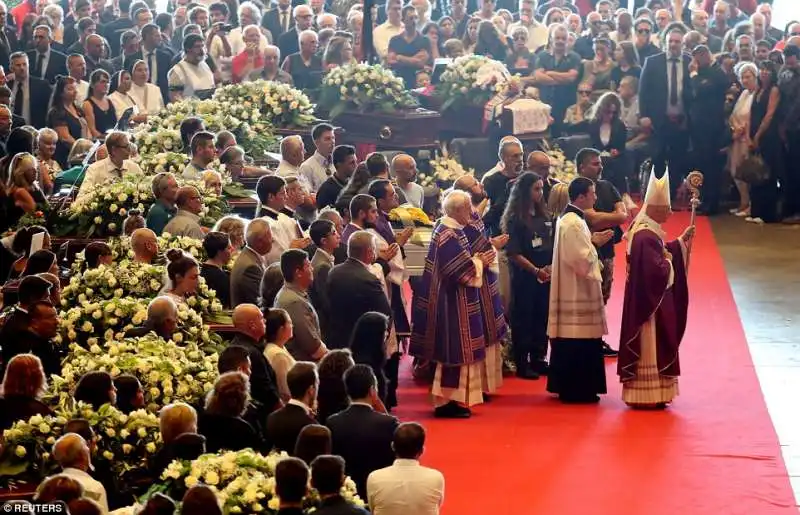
[{"xmin": 0, "ymin": 0, "xmax": 798, "ymax": 513}]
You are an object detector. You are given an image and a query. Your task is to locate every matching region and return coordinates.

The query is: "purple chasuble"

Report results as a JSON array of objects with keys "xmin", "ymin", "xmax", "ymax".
[
  {"xmin": 409, "ymin": 222, "xmax": 487, "ymax": 381},
  {"xmin": 340, "ymin": 223, "xmax": 361, "ymax": 245},
  {"xmin": 617, "ymin": 229, "xmax": 689, "ymax": 381},
  {"xmin": 463, "ymin": 211, "xmax": 507, "ymax": 343}
]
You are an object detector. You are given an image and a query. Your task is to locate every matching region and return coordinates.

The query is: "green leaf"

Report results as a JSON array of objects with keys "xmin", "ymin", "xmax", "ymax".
[
  {"xmin": 0, "ymin": 460, "xmax": 32, "ymax": 477},
  {"xmin": 328, "ymin": 103, "xmax": 347, "ymax": 120}
]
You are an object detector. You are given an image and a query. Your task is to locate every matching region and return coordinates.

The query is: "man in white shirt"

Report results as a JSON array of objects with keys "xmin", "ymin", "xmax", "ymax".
[
  {"xmin": 506, "ymin": 0, "xmax": 548, "ymax": 51},
  {"xmin": 256, "ymin": 175, "xmax": 311, "ymax": 264},
  {"xmin": 276, "ymin": 135, "xmax": 311, "ymax": 188},
  {"xmin": 391, "ymin": 153, "xmax": 424, "ymax": 209},
  {"xmin": 374, "ymin": 0, "xmax": 403, "ymax": 61},
  {"xmin": 67, "ymin": 54, "xmax": 90, "ymax": 103},
  {"xmin": 163, "ymin": 186, "xmax": 206, "ymax": 240},
  {"xmin": 77, "ymin": 131, "xmax": 142, "ymax": 202},
  {"xmin": 298, "ymin": 123, "xmax": 335, "ymax": 194},
  {"xmin": 367, "ymin": 422, "xmax": 444, "ymax": 515},
  {"xmin": 53, "ymin": 433, "xmax": 109, "ymax": 514},
  {"xmin": 168, "ymin": 33, "xmax": 215, "ymax": 102}
]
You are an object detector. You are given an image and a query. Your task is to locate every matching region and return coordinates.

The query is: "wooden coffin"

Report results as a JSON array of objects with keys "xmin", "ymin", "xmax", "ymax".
[{"xmin": 332, "ymin": 109, "xmax": 441, "ymax": 149}]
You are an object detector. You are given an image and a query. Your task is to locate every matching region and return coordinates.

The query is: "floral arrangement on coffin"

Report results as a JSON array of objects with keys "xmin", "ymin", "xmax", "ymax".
[
  {"xmin": 147, "ymin": 449, "xmax": 363, "ymax": 513},
  {"xmin": 64, "ymin": 175, "xmax": 228, "ymax": 238},
  {"xmin": 388, "ymin": 206, "xmax": 434, "ymax": 227},
  {"xmin": 0, "ymin": 403, "xmax": 161, "ymax": 490},
  {"xmin": 64, "ymin": 175, "xmax": 151, "ymax": 237},
  {"xmin": 138, "ymin": 151, "xmax": 189, "ymax": 176},
  {"xmin": 49, "ymin": 335, "xmax": 218, "ymax": 412},
  {"xmin": 543, "ymin": 144, "xmax": 578, "ymax": 183},
  {"xmin": 59, "ymin": 262, "xmax": 225, "ymax": 320},
  {"xmin": 213, "ymin": 81, "xmax": 317, "ymax": 128},
  {"xmin": 318, "ymin": 63, "xmax": 418, "ymax": 118},
  {"xmin": 134, "ymin": 99, "xmax": 277, "ymax": 161},
  {"xmin": 436, "ymin": 55, "xmax": 527, "ymax": 111},
  {"xmin": 55, "ymin": 297, "xmax": 212, "ymax": 348},
  {"xmin": 418, "ymin": 155, "xmax": 475, "ymax": 189}
]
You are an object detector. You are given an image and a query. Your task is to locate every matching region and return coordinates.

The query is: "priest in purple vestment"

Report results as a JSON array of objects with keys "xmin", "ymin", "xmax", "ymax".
[
  {"xmin": 618, "ymin": 171, "xmax": 694, "ymax": 408},
  {"xmin": 409, "ymin": 190, "xmax": 496, "ymax": 418}
]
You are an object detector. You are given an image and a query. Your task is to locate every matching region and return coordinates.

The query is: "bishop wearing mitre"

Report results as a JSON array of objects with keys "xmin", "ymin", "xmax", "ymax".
[{"xmin": 617, "ymin": 171, "xmax": 695, "ymax": 409}]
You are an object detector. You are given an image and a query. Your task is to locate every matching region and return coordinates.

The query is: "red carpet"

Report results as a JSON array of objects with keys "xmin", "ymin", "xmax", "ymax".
[{"xmin": 394, "ymin": 213, "xmax": 796, "ymax": 515}]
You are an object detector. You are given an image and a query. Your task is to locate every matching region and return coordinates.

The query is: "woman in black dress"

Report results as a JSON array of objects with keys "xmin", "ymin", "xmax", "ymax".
[
  {"xmin": 200, "ymin": 231, "xmax": 233, "ymax": 308},
  {"xmin": 501, "ymin": 172, "xmax": 553, "ymax": 380},
  {"xmin": 83, "ymin": 69, "xmax": 117, "ymax": 139},
  {"xmin": 47, "ymin": 76, "xmax": 89, "ymax": 169},
  {"xmin": 609, "ymin": 41, "xmax": 641, "ymax": 91},
  {"xmin": 748, "ymin": 60, "xmax": 783, "ymax": 224},
  {"xmin": 474, "ymin": 20, "xmax": 509, "ymax": 61},
  {"xmin": 349, "ymin": 311, "xmax": 390, "ymax": 404}
]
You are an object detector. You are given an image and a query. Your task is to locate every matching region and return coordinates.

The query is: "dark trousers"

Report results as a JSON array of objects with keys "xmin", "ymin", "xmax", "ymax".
[
  {"xmin": 691, "ymin": 133, "xmax": 726, "ymax": 214},
  {"xmin": 652, "ymin": 120, "xmax": 690, "ymax": 199},
  {"xmin": 782, "ymin": 132, "xmax": 800, "ymax": 218},
  {"xmin": 751, "ymin": 178, "xmax": 779, "ymax": 223},
  {"xmin": 384, "ymin": 352, "xmax": 400, "ymax": 408}
]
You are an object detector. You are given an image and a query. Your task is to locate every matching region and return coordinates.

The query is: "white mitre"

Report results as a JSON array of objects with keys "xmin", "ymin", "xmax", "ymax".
[{"xmin": 644, "ymin": 169, "xmax": 671, "ymax": 207}]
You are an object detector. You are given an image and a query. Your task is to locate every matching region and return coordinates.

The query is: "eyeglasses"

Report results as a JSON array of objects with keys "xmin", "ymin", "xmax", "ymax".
[
  {"xmin": 513, "ymin": 34, "xmax": 527, "ymax": 40},
  {"xmin": 637, "ymin": 28, "xmax": 650, "ymax": 34}
]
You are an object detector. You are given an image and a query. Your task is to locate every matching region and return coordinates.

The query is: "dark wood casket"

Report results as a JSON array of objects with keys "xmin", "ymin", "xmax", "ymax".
[{"xmin": 331, "ymin": 109, "xmax": 441, "ymax": 150}]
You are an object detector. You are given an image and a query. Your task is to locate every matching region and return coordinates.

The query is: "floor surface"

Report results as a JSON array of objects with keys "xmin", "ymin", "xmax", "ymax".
[{"xmin": 711, "ymin": 215, "xmax": 800, "ymax": 507}]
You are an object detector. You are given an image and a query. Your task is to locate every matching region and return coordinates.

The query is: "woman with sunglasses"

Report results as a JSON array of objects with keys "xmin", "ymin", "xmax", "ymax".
[
  {"xmin": 563, "ymin": 82, "xmax": 594, "ymax": 128},
  {"xmin": 506, "ymin": 26, "xmax": 535, "ymax": 75}
]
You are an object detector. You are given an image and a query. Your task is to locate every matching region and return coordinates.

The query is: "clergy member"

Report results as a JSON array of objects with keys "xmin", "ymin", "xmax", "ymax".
[
  {"xmin": 409, "ymin": 190, "xmax": 496, "ymax": 418},
  {"xmin": 547, "ymin": 177, "xmax": 614, "ymax": 404},
  {"xmin": 454, "ymin": 175, "xmax": 508, "ymax": 397},
  {"xmin": 618, "ymin": 171, "xmax": 694, "ymax": 409}
]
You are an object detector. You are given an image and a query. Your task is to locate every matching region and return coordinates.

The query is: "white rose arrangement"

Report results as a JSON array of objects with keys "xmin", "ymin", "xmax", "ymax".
[
  {"xmin": 418, "ymin": 156, "xmax": 475, "ymax": 189},
  {"xmin": 437, "ymin": 54, "xmax": 524, "ymax": 111},
  {"xmin": 544, "ymin": 145, "xmax": 578, "ymax": 182},
  {"xmin": 149, "ymin": 449, "xmax": 363, "ymax": 514},
  {"xmin": 319, "ymin": 63, "xmax": 418, "ymax": 118},
  {"xmin": 0, "ymin": 403, "xmax": 162, "ymax": 491},
  {"xmin": 213, "ymin": 81, "xmax": 316, "ymax": 128},
  {"xmin": 50, "ymin": 334, "xmax": 219, "ymax": 412}
]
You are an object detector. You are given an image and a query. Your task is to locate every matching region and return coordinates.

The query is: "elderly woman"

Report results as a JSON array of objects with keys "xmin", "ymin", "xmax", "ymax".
[
  {"xmin": 155, "ymin": 402, "xmax": 206, "ymax": 473},
  {"xmin": 231, "ymin": 25, "xmax": 266, "ymax": 83},
  {"xmin": 0, "ymin": 354, "xmax": 53, "ymax": 430},
  {"xmin": 212, "ymin": 215, "xmax": 246, "ymax": 250},
  {"xmin": 43, "ymin": 4, "xmax": 65, "ymax": 43},
  {"xmin": 506, "ymin": 26, "xmax": 535, "ymax": 75},
  {"xmin": 728, "ymin": 62, "xmax": 758, "ymax": 217},
  {"xmin": 202, "ymin": 170, "xmax": 223, "ymax": 195},
  {"xmin": 198, "ymin": 371, "xmax": 260, "ymax": 452},
  {"xmin": 36, "ymin": 128, "xmax": 60, "ymax": 195}
]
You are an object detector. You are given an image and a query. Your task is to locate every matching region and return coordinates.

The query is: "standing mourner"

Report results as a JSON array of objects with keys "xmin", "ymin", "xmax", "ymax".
[
  {"xmin": 618, "ymin": 171, "xmax": 693, "ymax": 409},
  {"xmin": 409, "ymin": 191, "xmax": 495, "ymax": 418},
  {"xmin": 546, "ymin": 177, "xmax": 613, "ymax": 404},
  {"xmin": 502, "ymin": 172, "xmax": 552, "ymax": 380}
]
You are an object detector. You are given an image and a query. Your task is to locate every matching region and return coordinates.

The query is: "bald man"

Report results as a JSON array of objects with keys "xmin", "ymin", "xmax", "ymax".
[
  {"xmin": 131, "ymin": 228, "xmax": 159, "ymax": 264},
  {"xmin": 163, "ymin": 186, "xmax": 206, "ymax": 239},
  {"xmin": 54, "ymin": 433, "xmax": 108, "ymax": 512},
  {"xmin": 230, "ymin": 304, "xmax": 282, "ymax": 415},
  {"xmin": 392, "ymin": 154, "xmax": 425, "ymax": 209},
  {"xmin": 277, "ymin": 135, "xmax": 306, "ymax": 178},
  {"xmin": 526, "ymin": 151, "xmax": 559, "ymax": 202},
  {"xmin": 125, "ymin": 296, "xmax": 178, "ymax": 340}
]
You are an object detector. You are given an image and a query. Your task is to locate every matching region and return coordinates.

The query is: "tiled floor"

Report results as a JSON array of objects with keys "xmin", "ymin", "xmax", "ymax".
[{"xmin": 711, "ymin": 216, "xmax": 800, "ymax": 505}]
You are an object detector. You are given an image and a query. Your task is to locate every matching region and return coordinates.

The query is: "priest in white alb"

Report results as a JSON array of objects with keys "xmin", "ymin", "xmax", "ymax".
[{"xmin": 618, "ymin": 171, "xmax": 695, "ymax": 409}]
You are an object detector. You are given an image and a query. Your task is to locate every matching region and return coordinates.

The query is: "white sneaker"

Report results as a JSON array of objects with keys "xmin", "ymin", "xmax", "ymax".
[
  {"xmin": 735, "ymin": 209, "xmax": 750, "ymax": 217},
  {"xmin": 729, "ymin": 207, "xmax": 740, "ymax": 214},
  {"xmin": 745, "ymin": 217, "xmax": 764, "ymax": 224}
]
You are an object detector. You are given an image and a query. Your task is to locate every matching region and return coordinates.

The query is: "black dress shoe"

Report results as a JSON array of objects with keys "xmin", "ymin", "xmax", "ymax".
[
  {"xmin": 535, "ymin": 360, "xmax": 549, "ymax": 375},
  {"xmin": 434, "ymin": 402, "xmax": 471, "ymax": 418},
  {"xmin": 601, "ymin": 342, "xmax": 619, "ymax": 358},
  {"xmin": 482, "ymin": 393, "xmax": 492, "ymax": 402}
]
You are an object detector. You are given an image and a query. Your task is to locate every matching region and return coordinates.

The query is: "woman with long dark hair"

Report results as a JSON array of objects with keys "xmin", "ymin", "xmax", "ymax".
[
  {"xmin": 46, "ymin": 76, "xmax": 89, "ymax": 168},
  {"xmin": 501, "ymin": 172, "xmax": 553, "ymax": 379},
  {"xmin": 747, "ymin": 60, "xmax": 782, "ymax": 224},
  {"xmin": 83, "ymin": 69, "xmax": 118, "ymax": 139},
  {"xmin": 610, "ymin": 40, "xmax": 641, "ymax": 90},
  {"xmin": 474, "ymin": 19, "xmax": 508, "ymax": 61},
  {"xmin": 349, "ymin": 311, "xmax": 390, "ymax": 403}
]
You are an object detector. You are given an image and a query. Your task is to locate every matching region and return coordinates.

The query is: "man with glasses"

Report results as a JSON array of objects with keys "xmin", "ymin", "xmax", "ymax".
[
  {"xmin": 163, "ymin": 186, "xmax": 206, "ymax": 240},
  {"xmin": 76, "ymin": 131, "xmax": 142, "ymax": 202},
  {"xmin": 507, "ymin": 0, "xmax": 547, "ymax": 52},
  {"xmin": 633, "ymin": 17, "xmax": 659, "ymax": 65}
]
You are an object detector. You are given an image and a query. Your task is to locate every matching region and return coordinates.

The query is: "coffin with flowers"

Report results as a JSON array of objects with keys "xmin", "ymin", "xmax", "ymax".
[
  {"xmin": 389, "ymin": 206, "xmax": 434, "ymax": 277},
  {"xmin": 145, "ymin": 449, "xmax": 364, "ymax": 514},
  {"xmin": 318, "ymin": 63, "xmax": 441, "ymax": 149}
]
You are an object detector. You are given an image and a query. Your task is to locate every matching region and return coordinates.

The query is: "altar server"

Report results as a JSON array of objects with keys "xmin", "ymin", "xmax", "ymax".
[
  {"xmin": 409, "ymin": 190, "xmax": 495, "ymax": 418},
  {"xmin": 618, "ymin": 171, "xmax": 694, "ymax": 409},
  {"xmin": 546, "ymin": 177, "xmax": 612, "ymax": 404}
]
